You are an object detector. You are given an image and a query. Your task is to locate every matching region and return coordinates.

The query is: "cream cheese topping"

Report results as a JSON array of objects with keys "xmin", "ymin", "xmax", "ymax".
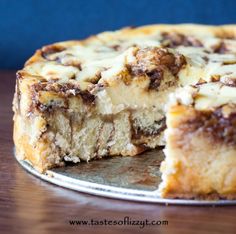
[{"xmin": 20, "ymin": 25, "xmax": 236, "ymax": 113}]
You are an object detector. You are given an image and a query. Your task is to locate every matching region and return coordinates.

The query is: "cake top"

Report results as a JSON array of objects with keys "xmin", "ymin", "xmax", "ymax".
[{"xmin": 18, "ymin": 24, "xmax": 236, "ymax": 110}]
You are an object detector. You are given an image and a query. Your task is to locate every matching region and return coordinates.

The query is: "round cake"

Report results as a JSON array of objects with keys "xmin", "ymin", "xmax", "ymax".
[{"xmin": 13, "ymin": 24, "xmax": 236, "ymax": 199}]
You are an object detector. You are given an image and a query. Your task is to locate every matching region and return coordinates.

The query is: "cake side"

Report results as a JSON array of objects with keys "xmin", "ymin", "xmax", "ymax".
[{"xmin": 160, "ymin": 83, "xmax": 236, "ymax": 199}]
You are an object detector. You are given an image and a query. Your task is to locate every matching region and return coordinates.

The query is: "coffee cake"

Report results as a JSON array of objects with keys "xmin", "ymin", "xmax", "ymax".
[{"xmin": 13, "ymin": 24, "xmax": 236, "ymax": 199}]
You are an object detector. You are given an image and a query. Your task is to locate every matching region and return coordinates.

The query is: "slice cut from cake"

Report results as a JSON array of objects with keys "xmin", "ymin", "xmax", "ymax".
[{"xmin": 13, "ymin": 24, "xmax": 236, "ymax": 199}]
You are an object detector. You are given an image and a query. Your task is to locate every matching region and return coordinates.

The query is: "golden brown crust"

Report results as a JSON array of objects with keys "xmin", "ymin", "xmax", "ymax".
[
  {"xmin": 161, "ymin": 192, "xmax": 236, "ymax": 200},
  {"xmin": 13, "ymin": 114, "xmax": 64, "ymax": 172}
]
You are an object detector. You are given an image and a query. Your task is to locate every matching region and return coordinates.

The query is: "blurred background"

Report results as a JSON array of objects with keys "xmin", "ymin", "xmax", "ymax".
[{"xmin": 1, "ymin": 0, "xmax": 236, "ymax": 69}]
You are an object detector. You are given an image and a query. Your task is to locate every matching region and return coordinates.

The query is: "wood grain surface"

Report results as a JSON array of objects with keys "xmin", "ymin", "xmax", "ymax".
[{"xmin": 1, "ymin": 70, "xmax": 236, "ymax": 234}]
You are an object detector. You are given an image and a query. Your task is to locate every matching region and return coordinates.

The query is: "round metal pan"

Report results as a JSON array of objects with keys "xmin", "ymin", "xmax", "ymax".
[{"xmin": 15, "ymin": 150, "xmax": 236, "ymax": 206}]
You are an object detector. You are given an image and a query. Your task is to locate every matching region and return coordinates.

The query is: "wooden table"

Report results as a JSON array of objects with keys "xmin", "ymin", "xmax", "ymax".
[{"xmin": 1, "ymin": 70, "xmax": 236, "ymax": 234}]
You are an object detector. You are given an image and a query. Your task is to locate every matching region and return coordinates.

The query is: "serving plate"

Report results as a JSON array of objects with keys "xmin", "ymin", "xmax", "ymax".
[{"xmin": 15, "ymin": 150, "xmax": 236, "ymax": 205}]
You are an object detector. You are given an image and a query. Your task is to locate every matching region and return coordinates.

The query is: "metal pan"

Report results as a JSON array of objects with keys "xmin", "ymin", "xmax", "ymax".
[{"xmin": 15, "ymin": 150, "xmax": 236, "ymax": 205}]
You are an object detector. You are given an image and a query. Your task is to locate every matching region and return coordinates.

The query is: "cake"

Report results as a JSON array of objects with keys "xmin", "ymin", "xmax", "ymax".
[{"xmin": 13, "ymin": 24, "xmax": 236, "ymax": 199}]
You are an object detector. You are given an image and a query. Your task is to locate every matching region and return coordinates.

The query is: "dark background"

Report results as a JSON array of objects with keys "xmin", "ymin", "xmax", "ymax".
[{"xmin": 1, "ymin": 0, "xmax": 236, "ymax": 69}]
